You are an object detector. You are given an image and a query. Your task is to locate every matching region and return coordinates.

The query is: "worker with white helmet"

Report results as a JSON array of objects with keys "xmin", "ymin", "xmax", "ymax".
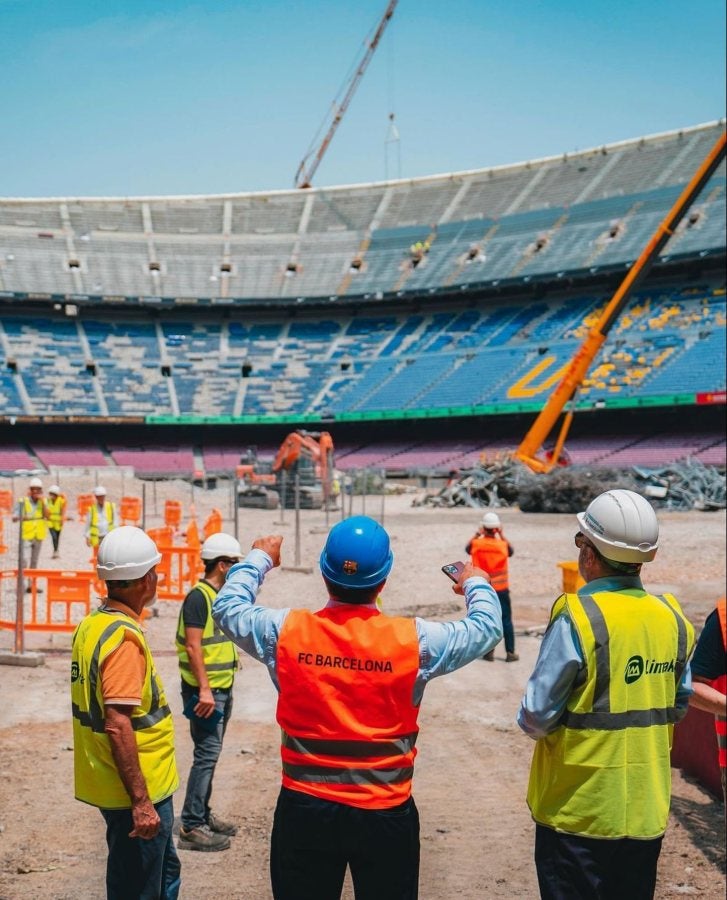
[
  {"xmin": 211, "ymin": 516, "xmax": 503, "ymax": 899},
  {"xmin": 518, "ymin": 489, "xmax": 694, "ymax": 899},
  {"xmin": 85, "ymin": 485, "xmax": 116, "ymax": 549},
  {"xmin": 176, "ymin": 532, "xmax": 242, "ymax": 852},
  {"xmin": 71, "ymin": 526, "xmax": 181, "ymax": 898},
  {"xmin": 46, "ymin": 484, "xmax": 67, "ymax": 559},
  {"xmin": 12, "ymin": 476, "xmax": 49, "ymax": 590},
  {"xmin": 466, "ymin": 510, "xmax": 519, "ymax": 661}
]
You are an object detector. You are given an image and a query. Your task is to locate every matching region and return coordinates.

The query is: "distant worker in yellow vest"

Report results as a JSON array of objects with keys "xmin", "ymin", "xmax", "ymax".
[
  {"xmin": 12, "ymin": 476, "xmax": 49, "ymax": 590},
  {"xmin": 176, "ymin": 532, "xmax": 242, "ymax": 852},
  {"xmin": 467, "ymin": 511, "xmax": 518, "ymax": 661},
  {"xmin": 518, "ymin": 490, "xmax": 694, "ymax": 900},
  {"xmin": 47, "ymin": 484, "xmax": 67, "ymax": 559},
  {"xmin": 86, "ymin": 485, "xmax": 116, "ymax": 548},
  {"xmin": 71, "ymin": 526, "xmax": 181, "ymax": 898}
]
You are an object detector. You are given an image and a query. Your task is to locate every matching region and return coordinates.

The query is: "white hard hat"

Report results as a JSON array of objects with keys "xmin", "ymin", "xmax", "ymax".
[
  {"xmin": 29, "ymin": 477, "xmax": 43, "ymax": 489},
  {"xmin": 481, "ymin": 512, "xmax": 501, "ymax": 529},
  {"xmin": 577, "ymin": 489, "xmax": 659, "ymax": 564},
  {"xmin": 96, "ymin": 526, "xmax": 162, "ymax": 581},
  {"xmin": 93, "ymin": 485, "xmax": 107, "ymax": 497},
  {"xmin": 48, "ymin": 484, "xmax": 61, "ymax": 494},
  {"xmin": 201, "ymin": 532, "xmax": 243, "ymax": 561}
]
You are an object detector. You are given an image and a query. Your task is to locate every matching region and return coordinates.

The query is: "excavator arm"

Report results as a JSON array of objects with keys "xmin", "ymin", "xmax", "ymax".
[{"xmin": 515, "ymin": 130, "xmax": 726, "ymax": 473}]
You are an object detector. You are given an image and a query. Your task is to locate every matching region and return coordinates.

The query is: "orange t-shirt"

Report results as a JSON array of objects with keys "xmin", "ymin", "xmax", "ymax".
[{"xmin": 99, "ymin": 601, "xmax": 147, "ymax": 707}]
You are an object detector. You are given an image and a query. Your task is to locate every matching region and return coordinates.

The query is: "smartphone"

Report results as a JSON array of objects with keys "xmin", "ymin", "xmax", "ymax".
[{"xmin": 441, "ymin": 561, "xmax": 465, "ymax": 583}]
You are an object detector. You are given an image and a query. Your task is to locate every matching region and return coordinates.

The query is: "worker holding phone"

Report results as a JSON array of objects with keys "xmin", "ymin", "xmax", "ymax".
[
  {"xmin": 212, "ymin": 516, "xmax": 502, "ymax": 900},
  {"xmin": 466, "ymin": 511, "xmax": 518, "ymax": 662}
]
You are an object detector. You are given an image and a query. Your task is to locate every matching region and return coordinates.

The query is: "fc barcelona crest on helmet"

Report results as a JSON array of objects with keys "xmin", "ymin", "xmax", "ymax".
[{"xmin": 342, "ymin": 560, "xmax": 358, "ymax": 574}]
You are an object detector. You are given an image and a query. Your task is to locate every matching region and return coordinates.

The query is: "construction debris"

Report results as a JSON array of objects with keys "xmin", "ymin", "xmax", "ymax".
[{"xmin": 413, "ymin": 456, "xmax": 725, "ymax": 513}]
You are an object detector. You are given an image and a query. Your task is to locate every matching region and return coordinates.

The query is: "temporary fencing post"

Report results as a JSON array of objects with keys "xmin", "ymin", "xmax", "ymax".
[
  {"xmin": 282, "ymin": 473, "xmax": 312, "ymax": 574},
  {"xmin": 362, "ymin": 468, "xmax": 368, "ymax": 516},
  {"xmin": 380, "ymin": 468, "xmax": 386, "ymax": 526},
  {"xmin": 15, "ymin": 500, "xmax": 25, "ymax": 654},
  {"xmin": 274, "ymin": 470, "xmax": 287, "ymax": 526},
  {"xmin": 142, "ymin": 482, "xmax": 147, "ymax": 531}
]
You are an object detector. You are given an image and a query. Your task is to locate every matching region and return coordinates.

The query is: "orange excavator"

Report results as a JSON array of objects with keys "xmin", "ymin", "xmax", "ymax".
[
  {"xmin": 515, "ymin": 130, "xmax": 726, "ymax": 473},
  {"xmin": 272, "ymin": 430, "xmax": 336, "ymax": 509}
]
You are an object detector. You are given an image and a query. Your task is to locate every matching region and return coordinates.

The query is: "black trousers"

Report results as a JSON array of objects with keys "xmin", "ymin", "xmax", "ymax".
[
  {"xmin": 535, "ymin": 823, "xmax": 663, "ymax": 900},
  {"xmin": 270, "ymin": 787, "xmax": 420, "ymax": 900}
]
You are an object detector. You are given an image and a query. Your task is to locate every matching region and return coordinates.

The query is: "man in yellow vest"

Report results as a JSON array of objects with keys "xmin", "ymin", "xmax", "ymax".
[
  {"xmin": 85, "ymin": 485, "xmax": 116, "ymax": 548},
  {"xmin": 71, "ymin": 526, "xmax": 180, "ymax": 898},
  {"xmin": 46, "ymin": 484, "xmax": 67, "ymax": 559},
  {"xmin": 212, "ymin": 516, "xmax": 502, "ymax": 899},
  {"xmin": 176, "ymin": 532, "xmax": 242, "ymax": 852},
  {"xmin": 12, "ymin": 476, "xmax": 49, "ymax": 591},
  {"xmin": 518, "ymin": 489, "xmax": 694, "ymax": 900},
  {"xmin": 466, "ymin": 511, "xmax": 518, "ymax": 661}
]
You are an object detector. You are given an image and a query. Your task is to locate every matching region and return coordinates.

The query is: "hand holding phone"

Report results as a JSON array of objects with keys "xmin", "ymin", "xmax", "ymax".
[{"xmin": 441, "ymin": 561, "xmax": 466, "ymax": 583}]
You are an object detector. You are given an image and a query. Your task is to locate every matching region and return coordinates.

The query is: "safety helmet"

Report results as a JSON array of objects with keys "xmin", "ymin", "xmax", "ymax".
[
  {"xmin": 93, "ymin": 485, "xmax": 107, "ymax": 497},
  {"xmin": 481, "ymin": 512, "xmax": 501, "ymax": 529},
  {"xmin": 48, "ymin": 484, "xmax": 61, "ymax": 495},
  {"xmin": 200, "ymin": 532, "xmax": 242, "ymax": 561},
  {"xmin": 29, "ymin": 477, "xmax": 43, "ymax": 489},
  {"xmin": 96, "ymin": 526, "xmax": 162, "ymax": 581},
  {"xmin": 576, "ymin": 489, "xmax": 659, "ymax": 564},
  {"xmin": 320, "ymin": 515, "xmax": 393, "ymax": 590}
]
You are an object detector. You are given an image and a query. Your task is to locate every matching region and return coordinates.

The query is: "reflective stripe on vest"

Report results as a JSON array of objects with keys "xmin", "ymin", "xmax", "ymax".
[
  {"xmin": 176, "ymin": 580, "xmax": 238, "ymax": 689},
  {"xmin": 469, "ymin": 535, "xmax": 509, "ymax": 590},
  {"xmin": 47, "ymin": 495, "xmax": 66, "ymax": 531},
  {"xmin": 527, "ymin": 588, "xmax": 694, "ymax": 839},
  {"xmin": 71, "ymin": 608, "xmax": 178, "ymax": 809},
  {"xmin": 88, "ymin": 502, "xmax": 115, "ymax": 547},
  {"xmin": 21, "ymin": 497, "xmax": 47, "ymax": 542},
  {"xmin": 276, "ymin": 607, "xmax": 420, "ymax": 809},
  {"xmin": 714, "ymin": 598, "xmax": 726, "ymax": 767}
]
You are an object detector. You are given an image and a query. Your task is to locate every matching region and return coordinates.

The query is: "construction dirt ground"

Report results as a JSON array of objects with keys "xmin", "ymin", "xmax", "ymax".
[{"xmin": 0, "ymin": 476, "xmax": 725, "ymax": 899}]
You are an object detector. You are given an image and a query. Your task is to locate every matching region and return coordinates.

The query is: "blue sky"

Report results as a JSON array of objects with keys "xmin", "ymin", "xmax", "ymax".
[{"xmin": 2, "ymin": 0, "xmax": 725, "ymax": 197}]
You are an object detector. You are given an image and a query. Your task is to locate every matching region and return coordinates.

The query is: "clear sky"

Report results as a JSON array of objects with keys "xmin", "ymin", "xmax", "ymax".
[{"xmin": 2, "ymin": 0, "xmax": 725, "ymax": 198}]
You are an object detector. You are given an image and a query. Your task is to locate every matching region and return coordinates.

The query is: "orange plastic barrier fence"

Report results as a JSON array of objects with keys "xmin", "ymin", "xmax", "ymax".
[
  {"xmin": 0, "ymin": 569, "xmax": 97, "ymax": 633},
  {"xmin": 147, "ymin": 525, "xmax": 174, "ymax": 546},
  {"xmin": 120, "ymin": 496, "xmax": 142, "ymax": 526},
  {"xmin": 164, "ymin": 500, "xmax": 183, "ymax": 530},
  {"xmin": 77, "ymin": 494, "xmax": 94, "ymax": 518},
  {"xmin": 156, "ymin": 546, "xmax": 204, "ymax": 601},
  {"xmin": 203, "ymin": 509, "xmax": 222, "ymax": 540},
  {"xmin": 0, "ymin": 491, "xmax": 12, "ymax": 514},
  {"xmin": 0, "ymin": 517, "xmax": 7, "ymax": 555},
  {"xmin": 185, "ymin": 518, "xmax": 201, "ymax": 550}
]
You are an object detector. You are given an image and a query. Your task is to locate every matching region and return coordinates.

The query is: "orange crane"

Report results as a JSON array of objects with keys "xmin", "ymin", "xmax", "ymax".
[
  {"xmin": 515, "ymin": 129, "xmax": 726, "ymax": 473},
  {"xmin": 294, "ymin": 1, "xmax": 397, "ymax": 189}
]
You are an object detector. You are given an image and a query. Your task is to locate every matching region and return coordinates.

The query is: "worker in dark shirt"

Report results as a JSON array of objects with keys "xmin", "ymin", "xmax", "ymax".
[{"xmin": 176, "ymin": 533, "xmax": 242, "ymax": 852}]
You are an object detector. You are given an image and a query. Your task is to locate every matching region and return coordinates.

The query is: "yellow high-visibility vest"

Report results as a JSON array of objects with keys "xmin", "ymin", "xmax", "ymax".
[
  {"xmin": 71, "ymin": 608, "xmax": 178, "ymax": 809},
  {"xmin": 20, "ymin": 497, "xmax": 47, "ymax": 541},
  {"xmin": 176, "ymin": 580, "xmax": 238, "ymax": 689},
  {"xmin": 47, "ymin": 495, "xmax": 66, "ymax": 531},
  {"xmin": 88, "ymin": 501, "xmax": 116, "ymax": 547},
  {"xmin": 527, "ymin": 588, "xmax": 694, "ymax": 839}
]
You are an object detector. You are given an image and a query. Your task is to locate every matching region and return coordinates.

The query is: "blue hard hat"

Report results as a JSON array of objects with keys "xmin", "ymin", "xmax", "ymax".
[{"xmin": 319, "ymin": 516, "xmax": 393, "ymax": 590}]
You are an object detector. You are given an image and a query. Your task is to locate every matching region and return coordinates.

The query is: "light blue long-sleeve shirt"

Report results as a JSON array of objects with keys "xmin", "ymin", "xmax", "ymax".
[
  {"xmin": 212, "ymin": 549, "xmax": 503, "ymax": 706},
  {"xmin": 517, "ymin": 575, "xmax": 693, "ymax": 740}
]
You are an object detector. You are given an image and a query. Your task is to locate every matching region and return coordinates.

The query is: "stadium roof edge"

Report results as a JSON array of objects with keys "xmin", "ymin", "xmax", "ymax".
[{"xmin": 2, "ymin": 120, "xmax": 724, "ymax": 204}]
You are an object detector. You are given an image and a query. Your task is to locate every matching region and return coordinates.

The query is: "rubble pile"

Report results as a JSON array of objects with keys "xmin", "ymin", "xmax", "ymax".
[{"xmin": 414, "ymin": 455, "xmax": 725, "ymax": 513}]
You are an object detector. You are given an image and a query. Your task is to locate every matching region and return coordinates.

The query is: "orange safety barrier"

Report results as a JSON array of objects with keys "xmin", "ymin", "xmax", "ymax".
[
  {"xmin": 0, "ymin": 517, "xmax": 7, "ymax": 555},
  {"xmin": 185, "ymin": 517, "xmax": 201, "ymax": 550},
  {"xmin": 155, "ymin": 546, "xmax": 204, "ymax": 601},
  {"xmin": 120, "ymin": 496, "xmax": 142, "ymax": 526},
  {"xmin": 164, "ymin": 500, "xmax": 183, "ymax": 530},
  {"xmin": 203, "ymin": 509, "xmax": 222, "ymax": 540},
  {"xmin": 147, "ymin": 525, "xmax": 174, "ymax": 546},
  {"xmin": 77, "ymin": 493, "xmax": 94, "ymax": 518},
  {"xmin": 0, "ymin": 490, "xmax": 12, "ymax": 514},
  {"xmin": 0, "ymin": 569, "xmax": 97, "ymax": 633}
]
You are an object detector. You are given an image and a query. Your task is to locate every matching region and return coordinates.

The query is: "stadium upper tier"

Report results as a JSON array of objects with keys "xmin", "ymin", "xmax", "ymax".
[{"xmin": 0, "ymin": 123, "xmax": 724, "ymax": 303}]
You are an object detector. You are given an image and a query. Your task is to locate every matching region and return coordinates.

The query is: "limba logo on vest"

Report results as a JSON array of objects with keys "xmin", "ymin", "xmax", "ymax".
[{"xmin": 624, "ymin": 655, "xmax": 676, "ymax": 684}]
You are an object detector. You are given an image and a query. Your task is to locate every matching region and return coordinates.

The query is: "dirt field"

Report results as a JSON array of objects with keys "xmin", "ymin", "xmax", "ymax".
[{"xmin": 0, "ymin": 476, "xmax": 724, "ymax": 899}]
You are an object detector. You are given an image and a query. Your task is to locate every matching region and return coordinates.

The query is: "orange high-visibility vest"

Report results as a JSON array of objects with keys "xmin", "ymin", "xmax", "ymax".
[
  {"xmin": 276, "ymin": 606, "xmax": 420, "ymax": 810},
  {"xmin": 714, "ymin": 597, "xmax": 726, "ymax": 769},
  {"xmin": 470, "ymin": 535, "xmax": 509, "ymax": 591}
]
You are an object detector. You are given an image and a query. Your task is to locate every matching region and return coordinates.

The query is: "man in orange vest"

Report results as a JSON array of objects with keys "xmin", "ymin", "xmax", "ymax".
[
  {"xmin": 689, "ymin": 597, "xmax": 727, "ymax": 803},
  {"xmin": 212, "ymin": 516, "xmax": 503, "ymax": 900},
  {"xmin": 466, "ymin": 511, "xmax": 518, "ymax": 662}
]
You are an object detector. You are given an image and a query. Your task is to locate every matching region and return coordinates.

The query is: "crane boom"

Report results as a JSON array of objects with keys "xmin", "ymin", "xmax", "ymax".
[
  {"xmin": 515, "ymin": 129, "xmax": 726, "ymax": 474},
  {"xmin": 294, "ymin": 1, "xmax": 397, "ymax": 189}
]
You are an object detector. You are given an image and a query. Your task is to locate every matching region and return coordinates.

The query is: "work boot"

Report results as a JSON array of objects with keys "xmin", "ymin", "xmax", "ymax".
[
  {"xmin": 177, "ymin": 824, "xmax": 230, "ymax": 852},
  {"xmin": 207, "ymin": 811, "xmax": 238, "ymax": 836},
  {"xmin": 482, "ymin": 650, "xmax": 495, "ymax": 661},
  {"xmin": 506, "ymin": 651, "xmax": 520, "ymax": 662}
]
